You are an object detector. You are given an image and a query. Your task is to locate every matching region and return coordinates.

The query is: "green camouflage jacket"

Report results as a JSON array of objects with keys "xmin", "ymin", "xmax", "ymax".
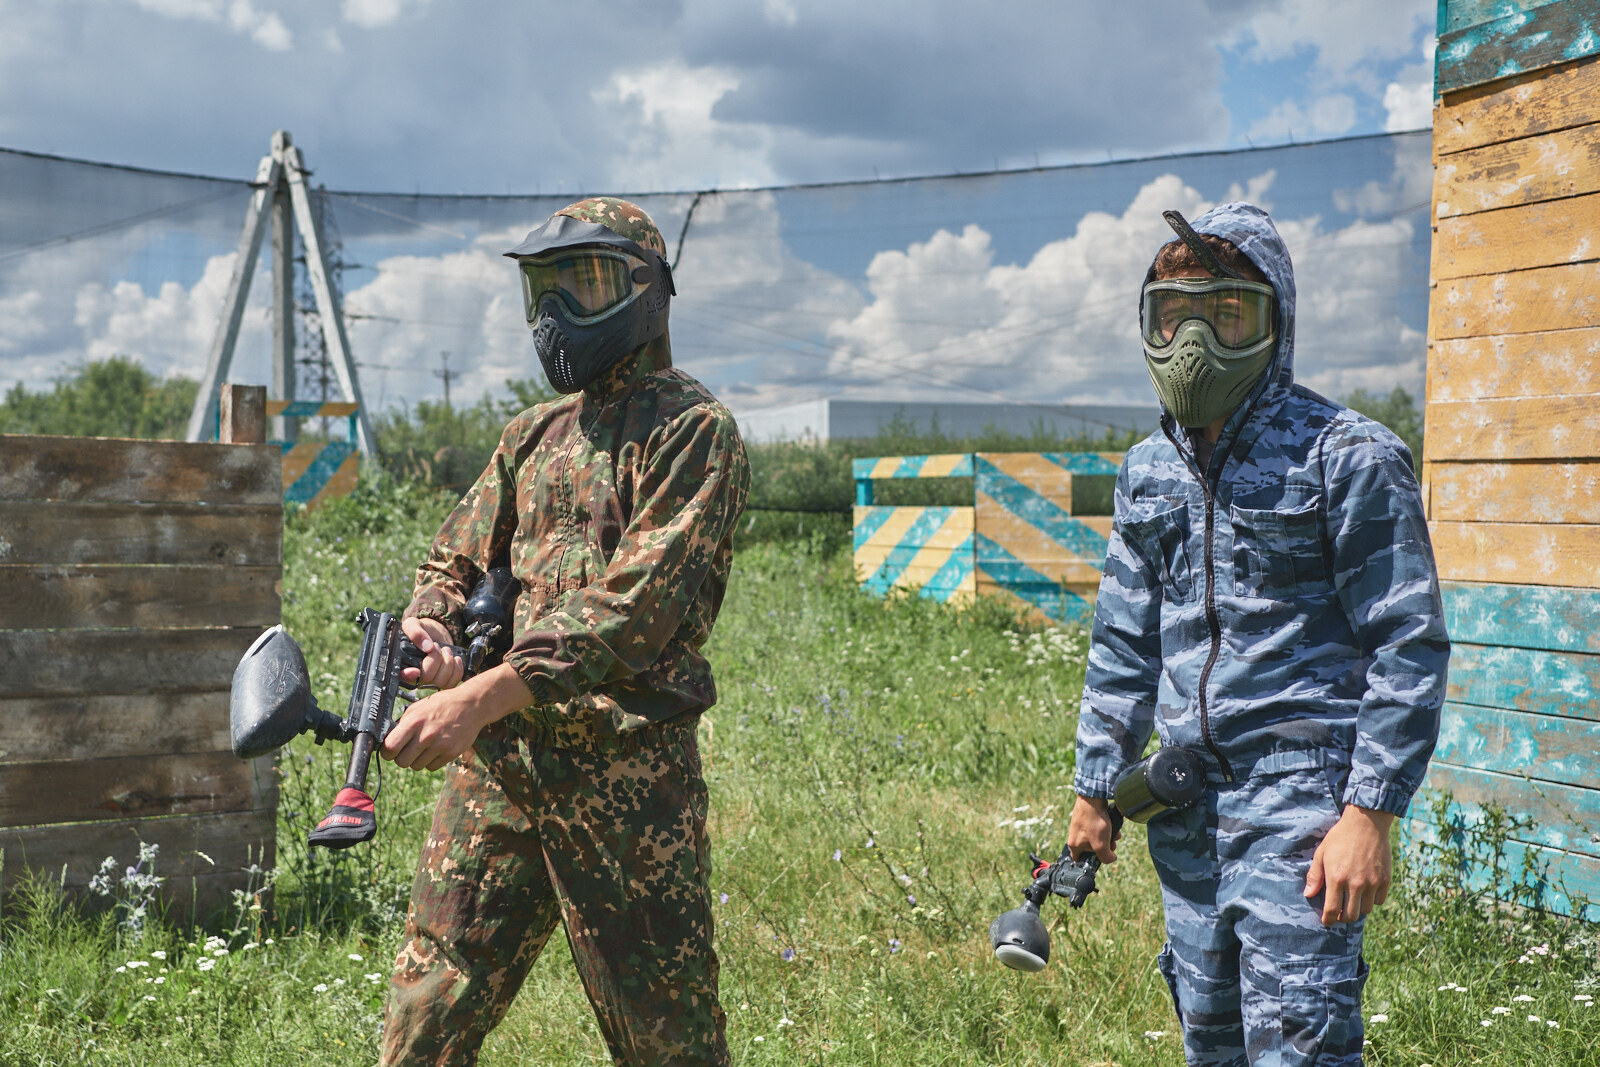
[{"xmin": 407, "ymin": 338, "xmax": 750, "ymax": 748}]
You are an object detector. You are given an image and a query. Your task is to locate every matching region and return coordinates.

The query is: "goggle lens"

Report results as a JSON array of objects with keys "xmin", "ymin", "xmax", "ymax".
[
  {"xmin": 519, "ymin": 251, "xmax": 641, "ymax": 320},
  {"xmin": 1143, "ymin": 282, "xmax": 1276, "ymax": 350}
]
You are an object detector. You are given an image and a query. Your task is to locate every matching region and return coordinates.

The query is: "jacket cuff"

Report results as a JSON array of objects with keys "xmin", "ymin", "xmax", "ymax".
[
  {"xmin": 1072, "ymin": 769, "xmax": 1121, "ymax": 800},
  {"xmin": 1342, "ymin": 773, "xmax": 1418, "ymax": 816},
  {"xmin": 510, "ymin": 665, "xmax": 563, "ymax": 728},
  {"xmin": 406, "ymin": 600, "xmax": 462, "ymax": 646}
]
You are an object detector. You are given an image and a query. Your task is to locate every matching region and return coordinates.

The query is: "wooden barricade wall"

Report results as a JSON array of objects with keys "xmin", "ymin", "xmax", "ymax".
[
  {"xmin": 852, "ymin": 451, "xmax": 1121, "ymax": 625},
  {"xmin": 0, "ymin": 434, "xmax": 282, "ymax": 921},
  {"xmin": 1417, "ymin": 0, "xmax": 1600, "ymax": 918}
]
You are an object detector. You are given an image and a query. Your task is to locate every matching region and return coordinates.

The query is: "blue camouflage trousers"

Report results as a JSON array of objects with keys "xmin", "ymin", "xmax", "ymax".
[{"xmin": 1147, "ymin": 754, "xmax": 1368, "ymax": 1066}]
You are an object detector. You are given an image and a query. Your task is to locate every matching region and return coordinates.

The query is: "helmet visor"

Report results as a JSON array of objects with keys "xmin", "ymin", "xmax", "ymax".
[
  {"xmin": 1142, "ymin": 279, "xmax": 1277, "ymax": 351},
  {"xmin": 518, "ymin": 249, "xmax": 644, "ymax": 323}
]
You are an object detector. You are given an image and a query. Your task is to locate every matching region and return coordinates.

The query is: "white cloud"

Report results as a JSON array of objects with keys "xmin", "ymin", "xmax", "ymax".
[
  {"xmin": 341, "ymin": 0, "xmax": 430, "ymax": 30},
  {"xmin": 1382, "ymin": 37, "xmax": 1436, "ymax": 132},
  {"xmin": 1278, "ymin": 213, "xmax": 1424, "ymax": 397},
  {"xmin": 593, "ymin": 61, "xmax": 780, "ymax": 190},
  {"xmin": 821, "ymin": 174, "xmax": 1218, "ymax": 407},
  {"xmin": 763, "ymin": 0, "xmax": 797, "ymax": 29},
  {"xmin": 1229, "ymin": 0, "xmax": 1433, "ymax": 76},
  {"xmin": 1248, "ymin": 94, "xmax": 1358, "ymax": 142},
  {"xmin": 125, "ymin": 0, "xmax": 293, "ymax": 50},
  {"xmin": 72, "ymin": 252, "xmax": 266, "ymax": 378},
  {"xmin": 1332, "ymin": 132, "xmax": 1431, "ymax": 216}
]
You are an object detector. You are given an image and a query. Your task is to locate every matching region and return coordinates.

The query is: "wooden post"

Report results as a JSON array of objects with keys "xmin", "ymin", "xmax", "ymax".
[{"xmin": 220, "ymin": 384, "xmax": 267, "ymax": 445}]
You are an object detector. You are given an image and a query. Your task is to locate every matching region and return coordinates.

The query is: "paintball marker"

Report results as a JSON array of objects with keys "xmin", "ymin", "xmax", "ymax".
[
  {"xmin": 989, "ymin": 745, "xmax": 1206, "ymax": 971},
  {"xmin": 230, "ymin": 567, "xmax": 521, "ymax": 849}
]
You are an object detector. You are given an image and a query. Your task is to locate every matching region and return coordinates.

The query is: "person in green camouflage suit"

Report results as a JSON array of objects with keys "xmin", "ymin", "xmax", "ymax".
[{"xmin": 377, "ymin": 197, "xmax": 749, "ymax": 1066}]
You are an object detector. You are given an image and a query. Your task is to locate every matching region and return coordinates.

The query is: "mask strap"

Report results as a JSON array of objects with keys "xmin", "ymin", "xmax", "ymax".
[{"xmin": 1162, "ymin": 210, "xmax": 1245, "ymax": 281}]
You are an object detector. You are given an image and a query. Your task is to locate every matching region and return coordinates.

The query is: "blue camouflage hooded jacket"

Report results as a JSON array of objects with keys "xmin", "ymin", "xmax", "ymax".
[{"xmin": 1073, "ymin": 202, "xmax": 1449, "ymax": 816}]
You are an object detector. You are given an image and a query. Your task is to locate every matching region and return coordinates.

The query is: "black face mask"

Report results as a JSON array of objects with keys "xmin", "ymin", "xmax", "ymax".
[
  {"xmin": 506, "ymin": 216, "xmax": 675, "ymax": 394},
  {"xmin": 532, "ymin": 283, "xmax": 666, "ymax": 393}
]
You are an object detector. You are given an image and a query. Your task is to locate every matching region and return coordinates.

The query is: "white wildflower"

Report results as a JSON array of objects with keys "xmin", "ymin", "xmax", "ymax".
[
  {"xmin": 312, "ymin": 983, "xmax": 329, "ymax": 994},
  {"xmin": 197, "ymin": 958, "xmax": 216, "ymax": 972},
  {"xmin": 1547, "ymin": 1019, "xmax": 1560, "ymax": 1028},
  {"xmin": 348, "ymin": 953, "xmax": 364, "ymax": 961},
  {"xmin": 753, "ymin": 1036, "xmax": 765, "ymax": 1043},
  {"xmin": 1143, "ymin": 1030, "xmax": 1168, "ymax": 1039},
  {"xmin": 150, "ymin": 951, "xmax": 167, "ymax": 960},
  {"xmin": 1514, "ymin": 994, "xmax": 1535, "ymax": 1002},
  {"xmin": 1369, "ymin": 1014, "xmax": 1390, "ymax": 1023},
  {"xmin": 778, "ymin": 1017, "xmax": 794, "ymax": 1028},
  {"xmin": 1492, "ymin": 1006, "xmax": 1511, "ymax": 1015},
  {"xmin": 366, "ymin": 973, "xmax": 384, "ymax": 983},
  {"xmin": 1528, "ymin": 1015, "xmax": 1542, "ymax": 1023},
  {"xmin": 144, "ymin": 995, "xmax": 156, "ymax": 1002},
  {"xmin": 1480, "ymin": 1020, "xmax": 1493, "ymax": 1027},
  {"xmin": 1575, "ymin": 995, "xmax": 1594, "ymax": 1002}
]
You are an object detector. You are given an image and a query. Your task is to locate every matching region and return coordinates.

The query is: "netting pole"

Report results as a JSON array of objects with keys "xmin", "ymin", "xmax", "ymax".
[
  {"xmin": 270, "ymin": 131, "xmax": 297, "ymax": 444},
  {"xmin": 186, "ymin": 146, "xmax": 281, "ymax": 443}
]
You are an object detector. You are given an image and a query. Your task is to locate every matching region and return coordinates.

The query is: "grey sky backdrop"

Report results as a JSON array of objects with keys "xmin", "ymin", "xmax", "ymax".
[{"xmin": 0, "ymin": 0, "xmax": 1438, "ymax": 417}]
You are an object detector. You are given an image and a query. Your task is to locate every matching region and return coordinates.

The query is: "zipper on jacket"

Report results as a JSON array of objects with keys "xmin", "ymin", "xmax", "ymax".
[{"xmin": 1163, "ymin": 421, "xmax": 1237, "ymax": 784}]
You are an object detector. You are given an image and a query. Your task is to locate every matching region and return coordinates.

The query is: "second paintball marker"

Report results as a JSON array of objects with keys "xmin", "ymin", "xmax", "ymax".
[
  {"xmin": 990, "ymin": 745, "xmax": 1207, "ymax": 971},
  {"xmin": 230, "ymin": 567, "xmax": 521, "ymax": 849}
]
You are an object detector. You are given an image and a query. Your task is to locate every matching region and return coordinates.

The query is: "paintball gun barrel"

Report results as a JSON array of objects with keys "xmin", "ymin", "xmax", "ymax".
[{"xmin": 230, "ymin": 567, "xmax": 520, "ymax": 849}]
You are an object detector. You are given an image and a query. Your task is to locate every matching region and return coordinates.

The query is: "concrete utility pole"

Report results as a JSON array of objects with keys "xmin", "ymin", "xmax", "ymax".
[{"xmin": 186, "ymin": 130, "xmax": 376, "ymax": 456}]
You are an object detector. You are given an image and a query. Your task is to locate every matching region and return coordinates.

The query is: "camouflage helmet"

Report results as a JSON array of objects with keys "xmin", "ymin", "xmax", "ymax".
[{"xmin": 554, "ymin": 197, "xmax": 668, "ymax": 257}]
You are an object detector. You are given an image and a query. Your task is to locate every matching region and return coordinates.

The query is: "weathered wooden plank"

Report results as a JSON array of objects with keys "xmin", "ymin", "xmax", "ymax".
[
  {"xmin": 1429, "ymin": 327, "xmax": 1600, "ymax": 401},
  {"xmin": 0, "ymin": 501, "xmax": 282, "ymax": 566},
  {"xmin": 1448, "ymin": 641, "xmax": 1600, "ymax": 719},
  {"xmin": 0, "ymin": 436, "xmax": 281, "ymax": 505},
  {"xmin": 0, "ymin": 565, "xmax": 281, "ymax": 630},
  {"xmin": 1432, "ymin": 520, "xmax": 1600, "ymax": 586},
  {"xmin": 1429, "ymin": 460, "xmax": 1600, "ymax": 523},
  {"xmin": 1426, "ymin": 395, "xmax": 1600, "ymax": 460},
  {"xmin": 1438, "ymin": 1, "xmax": 1600, "ymax": 96},
  {"xmin": 1435, "ymin": 700, "xmax": 1600, "ymax": 787},
  {"xmin": 1436, "ymin": 53, "xmax": 1600, "ymax": 156},
  {"xmin": 0, "ymin": 750, "xmax": 274, "ymax": 828},
  {"xmin": 1432, "ymin": 193, "xmax": 1600, "ymax": 280},
  {"xmin": 1402, "ymin": 813, "xmax": 1600, "ymax": 922},
  {"xmin": 1417, "ymin": 760, "xmax": 1600, "ymax": 856},
  {"xmin": 1, "ymin": 808, "xmax": 277, "ymax": 923},
  {"xmin": 0, "ymin": 628, "xmax": 261, "ymax": 697},
  {"xmin": 1432, "ymin": 260, "xmax": 1600, "ymax": 339},
  {"xmin": 0, "ymin": 692, "xmax": 232, "ymax": 764},
  {"xmin": 1441, "ymin": 0, "xmax": 1567, "ymax": 35},
  {"xmin": 1434, "ymin": 122, "xmax": 1600, "ymax": 218},
  {"xmin": 1442, "ymin": 579, "xmax": 1600, "ymax": 653}
]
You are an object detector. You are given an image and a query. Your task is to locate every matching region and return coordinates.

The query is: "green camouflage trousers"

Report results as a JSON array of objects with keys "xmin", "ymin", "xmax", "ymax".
[{"xmin": 381, "ymin": 717, "xmax": 729, "ymax": 1066}]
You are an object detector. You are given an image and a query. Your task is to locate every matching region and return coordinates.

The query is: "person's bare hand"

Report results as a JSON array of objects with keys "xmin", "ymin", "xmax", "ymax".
[
  {"xmin": 381, "ymin": 685, "xmax": 492, "ymax": 772},
  {"xmin": 1067, "ymin": 795, "xmax": 1120, "ymax": 865},
  {"xmin": 401, "ymin": 616, "xmax": 464, "ymax": 690},
  {"xmin": 1304, "ymin": 806, "xmax": 1395, "ymax": 925}
]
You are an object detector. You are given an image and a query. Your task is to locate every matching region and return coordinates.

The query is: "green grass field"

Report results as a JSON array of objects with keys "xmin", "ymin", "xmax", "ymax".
[{"xmin": 3, "ymin": 475, "xmax": 1597, "ymax": 1066}]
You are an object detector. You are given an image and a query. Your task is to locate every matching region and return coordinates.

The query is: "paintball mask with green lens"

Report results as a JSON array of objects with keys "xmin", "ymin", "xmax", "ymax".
[
  {"xmin": 1141, "ymin": 211, "xmax": 1278, "ymax": 428},
  {"xmin": 505, "ymin": 211, "xmax": 675, "ymax": 393}
]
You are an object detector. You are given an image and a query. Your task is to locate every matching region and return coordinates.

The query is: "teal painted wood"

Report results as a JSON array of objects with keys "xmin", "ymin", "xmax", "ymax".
[
  {"xmin": 1435, "ymin": 701, "xmax": 1600, "ymax": 788},
  {"xmin": 1442, "ymin": 0, "xmax": 1568, "ymax": 33},
  {"xmin": 923, "ymin": 533, "xmax": 976, "ymax": 603},
  {"xmin": 1448, "ymin": 641, "xmax": 1600, "ymax": 720},
  {"xmin": 1403, "ymin": 813, "xmax": 1600, "ymax": 921},
  {"xmin": 973, "ymin": 533, "xmax": 1094, "ymax": 625},
  {"xmin": 1418, "ymin": 760, "xmax": 1600, "ymax": 856},
  {"xmin": 1438, "ymin": 0, "xmax": 1599, "ymax": 94},
  {"xmin": 281, "ymin": 440, "xmax": 355, "ymax": 506},
  {"xmin": 852, "ymin": 505, "xmax": 900, "ymax": 551},
  {"xmin": 855, "ymin": 479, "xmax": 874, "ymax": 506},
  {"xmin": 850, "ymin": 455, "xmax": 976, "ymax": 480},
  {"xmin": 1441, "ymin": 581, "xmax": 1600, "ymax": 654},
  {"xmin": 974, "ymin": 456, "xmax": 1111, "ymax": 560},
  {"xmin": 1041, "ymin": 452, "xmax": 1122, "ymax": 475},
  {"xmin": 861, "ymin": 507, "xmax": 962, "ymax": 596}
]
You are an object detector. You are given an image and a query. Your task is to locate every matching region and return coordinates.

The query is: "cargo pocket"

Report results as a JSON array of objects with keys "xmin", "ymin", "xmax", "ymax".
[
  {"xmin": 1156, "ymin": 942, "xmax": 1183, "ymax": 1024},
  {"xmin": 1279, "ymin": 955, "xmax": 1369, "ymax": 1067},
  {"xmin": 1122, "ymin": 502, "xmax": 1192, "ymax": 602},
  {"xmin": 1231, "ymin": 499, "xmax": 1331, "ymax": 600}
]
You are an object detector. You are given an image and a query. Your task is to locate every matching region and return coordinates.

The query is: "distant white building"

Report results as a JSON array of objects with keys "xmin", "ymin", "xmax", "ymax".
[{"xmin": 733, "ymin": 397, "xmax": 1161, "ymax": 444}]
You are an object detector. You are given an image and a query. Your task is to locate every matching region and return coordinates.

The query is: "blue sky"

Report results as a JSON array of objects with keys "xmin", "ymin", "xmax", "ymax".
[{"xmin": 0, "ymin": 1, "xmax": 1439, "ymax": 415}]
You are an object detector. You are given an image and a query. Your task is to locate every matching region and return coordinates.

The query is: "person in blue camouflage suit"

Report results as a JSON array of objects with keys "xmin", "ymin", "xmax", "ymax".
[{"xmin": 1066, "ymin": 202, "xmax": 1449, "ymax": 1066}]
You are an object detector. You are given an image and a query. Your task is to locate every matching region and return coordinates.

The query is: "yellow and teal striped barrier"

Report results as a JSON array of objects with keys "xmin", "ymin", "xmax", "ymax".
[
  {"xmin": 267, "ymin": 400, "xmax": 361, "ymax": 508},
  {"xmin": 852, "ymin": 451, "xmax": 1123, "ymax": 624}
]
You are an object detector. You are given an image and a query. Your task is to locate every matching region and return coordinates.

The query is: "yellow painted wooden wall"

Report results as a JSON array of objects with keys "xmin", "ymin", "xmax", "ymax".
[{"xmin": 1427, "ymin": 54, "xmax": 1600, "ymax": 586}]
